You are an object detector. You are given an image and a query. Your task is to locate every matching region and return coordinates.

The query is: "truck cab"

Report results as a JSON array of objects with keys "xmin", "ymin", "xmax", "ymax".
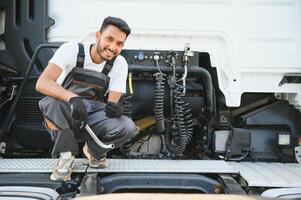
[{"xmin": 0, "ymin": 0, "xmax": 301, "ymax": 199}]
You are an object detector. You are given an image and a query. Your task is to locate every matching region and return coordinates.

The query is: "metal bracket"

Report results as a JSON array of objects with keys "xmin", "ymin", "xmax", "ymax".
[
  {"xmin": 80, "ymin": 173, "xmax": 99, "ymax": 196},
  {"xmin": 0, "ymin": 142, "xmax": 6, "ymax": 154},
  {"xmin": 219, "ymin": 174, "xmax": 246, "ymax": 195},
  {"xmin": 183, "ymin": 43, "xmax": 194, "ymax": 62},
  {"xmin": 7, "ymin": 85, "xmax": 17, "ymax": 101}
]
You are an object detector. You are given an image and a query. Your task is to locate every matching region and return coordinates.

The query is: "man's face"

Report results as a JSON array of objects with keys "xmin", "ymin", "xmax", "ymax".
[{"xmin": 95, "ymin": 25, "xmax": 127, "ymax": 61}]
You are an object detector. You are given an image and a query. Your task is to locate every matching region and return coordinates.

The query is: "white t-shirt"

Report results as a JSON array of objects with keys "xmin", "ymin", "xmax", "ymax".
[{"xmin": 49, "ymin": 42, "xmax": 128, "ymax": 93}]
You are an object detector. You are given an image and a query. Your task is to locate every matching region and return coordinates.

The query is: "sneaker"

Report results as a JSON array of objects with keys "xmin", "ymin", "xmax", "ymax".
[
  {"xmin": 83, "ymin": 143, "xmax": 108, "ymax": 168},
  {"xmin": 50, "ymin": 151, "xmax": 74, "ymax": 181}
]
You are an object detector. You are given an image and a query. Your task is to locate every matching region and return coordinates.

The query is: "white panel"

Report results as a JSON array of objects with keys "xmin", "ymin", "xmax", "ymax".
[{"xmin": 47, "ymin": 0, "xmax": 301, "ymax": 107}]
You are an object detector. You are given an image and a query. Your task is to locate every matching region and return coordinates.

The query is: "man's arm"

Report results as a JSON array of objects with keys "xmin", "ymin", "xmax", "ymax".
[
  {"xmin": 107, "ymin": 91, "xmax": 123, "ymax": 103},
  {"xmin": 35, "ymin": 63, "xmax": 77, "ymax": 102}
]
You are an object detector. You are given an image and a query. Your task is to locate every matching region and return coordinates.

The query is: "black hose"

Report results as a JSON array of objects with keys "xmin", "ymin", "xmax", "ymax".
[
  {"xmin": 173, "ymin": 87, "xmax": 189, "ymax": 154},
  {"xmin": 130, "ymin": 65, "xmax": 216, "ymax": 156},
  {"xmin": 123, "ymin": 95, "xmax": 133, "ymax": 118},
  {"xmin": 163, "ymin": 119, "xmax": 176, "ymax": 155},
  {"xmin": 129, "ymin": 65, "xmax": 215, "ymax": 118},
  {"xmin": 183, "ymin": 101, "xmax": 193, "ymax": 142},
  {"xmin": 154, "ymin": 73, "xmax": 166, "ymax": 133},
  {"xmin": 163, "ymin": 86, "xmax": 194, "ymax": 156}
]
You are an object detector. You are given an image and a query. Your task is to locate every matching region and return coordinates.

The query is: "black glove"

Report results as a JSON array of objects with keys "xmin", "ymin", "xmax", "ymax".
[
  {"xmin": 69, "ymin": 96, "xmax": 88, "ymax": 129},
  {"xmin": 105, "ymin": 100, "xmax": 124, "ymax": 118}
]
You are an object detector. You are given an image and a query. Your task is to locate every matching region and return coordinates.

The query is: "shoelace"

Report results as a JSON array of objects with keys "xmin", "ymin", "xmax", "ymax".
[{"xmin": 57, "ymin": 157, "xmax": 74, "ymax": 173}]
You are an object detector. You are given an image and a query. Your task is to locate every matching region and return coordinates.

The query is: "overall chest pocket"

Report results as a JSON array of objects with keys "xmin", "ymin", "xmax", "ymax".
[{"xmin": 62, "ymin": 67, "xmax": 110, "ymax": 100}]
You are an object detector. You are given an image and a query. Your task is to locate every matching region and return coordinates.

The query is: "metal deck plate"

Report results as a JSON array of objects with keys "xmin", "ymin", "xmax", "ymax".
[
  {"xmin": 87, "ymin": 159, "xmax": 238, "ymax": 173},
  {"xmin": 0, "ymin": 159, "xmax": 238, "ymax": 174},
  {"xmin": 3, "ymin": 159, "xmax": 301, "ymax": 188},
  {"xmin": 0, "ymin": 159, "xmax": 88, "ymax": 173},
  {"xmin": 229, "ymin": 162, "xmax": 301, "ymax": 187}
]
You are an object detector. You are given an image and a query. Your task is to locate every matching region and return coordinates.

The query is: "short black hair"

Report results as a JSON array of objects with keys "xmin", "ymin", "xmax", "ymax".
[{"xmin": 100, "ymin": 16, "xmax": 131, "ymax": 37}]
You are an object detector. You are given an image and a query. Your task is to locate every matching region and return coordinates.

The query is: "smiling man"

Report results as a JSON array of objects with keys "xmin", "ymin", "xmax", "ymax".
[{"xmin": 36, "ymin": 16, "xmax": 138, "ymax": 181}]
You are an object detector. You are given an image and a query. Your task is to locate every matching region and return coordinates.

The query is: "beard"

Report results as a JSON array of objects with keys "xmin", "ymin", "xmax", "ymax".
[{"xmin": 96, "ymin": 41, "xmax": 116, "ymax": 61}]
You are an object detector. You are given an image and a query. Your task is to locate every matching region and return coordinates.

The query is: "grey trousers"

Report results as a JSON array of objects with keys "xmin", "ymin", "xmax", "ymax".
[{"xmin": 39, "ymin": 96, "xmax": 138, "ymax": 159}]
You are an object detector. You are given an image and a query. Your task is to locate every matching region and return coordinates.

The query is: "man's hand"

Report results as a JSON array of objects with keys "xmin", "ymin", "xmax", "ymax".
[
  {"xmin": 69, "ymin": 97, "xmax": 88, "ymax": 128},
  {"xmin": 105, "ymin": 101, "xmax": 124, "ymax": 118}
]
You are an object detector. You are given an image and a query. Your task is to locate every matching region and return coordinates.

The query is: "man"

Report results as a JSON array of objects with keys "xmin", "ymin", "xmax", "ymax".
[{"xmin": 36, "ymin": 16, "xmax": 138, "ymax": 181}]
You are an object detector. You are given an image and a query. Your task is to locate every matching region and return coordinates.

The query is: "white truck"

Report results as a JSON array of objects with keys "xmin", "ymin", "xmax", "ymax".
[{"xmin": 0, "ymin": 0, "xmax": 301, "ymax": 199}]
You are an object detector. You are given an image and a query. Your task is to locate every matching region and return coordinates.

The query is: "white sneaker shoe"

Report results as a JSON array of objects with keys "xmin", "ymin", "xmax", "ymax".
[
  {"xmin": 83, "ymin": 143, "xmax": 108, "ymax": 168},
  {"xmin": 50, "ymin": 151, "xmax": 75, "ymax": 181}
]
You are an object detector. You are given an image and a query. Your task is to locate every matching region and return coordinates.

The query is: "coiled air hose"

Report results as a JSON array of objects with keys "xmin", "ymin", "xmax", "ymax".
[
  {"xmin": 120, "ymin": 73, "xmax": 135, "ymax": 155},
  {"xmin": 163, "ymin": 86, "xmax": 194, "ymax": 156},
  {"xmin": 154, "ymin": 73, "xmax": 166, "ymax": 133}
]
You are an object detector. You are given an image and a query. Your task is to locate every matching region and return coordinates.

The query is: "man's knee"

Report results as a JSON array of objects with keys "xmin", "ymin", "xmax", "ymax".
[
  {"xmin": 112, "ymin": 116, "xmax": 138, "ymax": 144},
  {"xmin": 99, "ymin": 116, "xmax": 138, "ymax": 143},
  {"xmin": 40, "ymin": 96, "xmax": 71, "ymax": 130},
  {"xmin": 122, "ymin": 116, "xmax": 139, "ymax": 138}
]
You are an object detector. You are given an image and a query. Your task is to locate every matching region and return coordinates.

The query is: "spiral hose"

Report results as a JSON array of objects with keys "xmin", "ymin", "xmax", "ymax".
[
  {"xmin": 123, "ymin": 96, "xmax": 133, "ymax": 118},
  {"xmin": 154, "ymin": 73, "xmax": 166, "ymax": 133},
  {"xmin": 163, "ymin": 119, "xmax": 176, "ymax": 155},
  {"xmin": 183, "ymin": 101, "xmax": 193, "ymax": 142},
  {"xmin": 173, "ymin": 87, "xmax": 187, "ymax": 153},
  {"xmin": 163, "ymin": 86, "xmax": 194, "ymax": 156}
]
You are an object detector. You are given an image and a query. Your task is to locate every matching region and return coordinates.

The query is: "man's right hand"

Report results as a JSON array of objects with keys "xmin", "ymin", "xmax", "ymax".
[{"xmin": 69, "ymin": 96, "xmax": 88, "ymax": 129}]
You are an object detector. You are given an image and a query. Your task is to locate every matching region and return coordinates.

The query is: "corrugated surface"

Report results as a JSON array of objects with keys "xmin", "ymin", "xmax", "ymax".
[{"xmin": 229, "ymin": 162, "xmax": 301, "ymax": 187}]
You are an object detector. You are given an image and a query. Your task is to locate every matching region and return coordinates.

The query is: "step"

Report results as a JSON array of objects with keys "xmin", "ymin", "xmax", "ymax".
[
  {"xmin": 229, "ymin": 162, "xmax": 301, "ymax": 187},
  {"xmin": 0, "ymin": 159, "xmax": 237, "ymax": 173},
  {"xmin": 1, "ymin": 158, "xmax": 301, "ymax": 188}
]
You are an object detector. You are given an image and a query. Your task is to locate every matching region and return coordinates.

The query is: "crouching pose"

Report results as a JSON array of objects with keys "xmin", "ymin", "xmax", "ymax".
[{"xmin": 36, "ymin": 16, "xmax": 138, "ymax": 181}]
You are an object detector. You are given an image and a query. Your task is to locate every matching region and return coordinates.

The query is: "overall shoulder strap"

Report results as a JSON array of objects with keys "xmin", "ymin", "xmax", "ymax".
[
  {"xmin": 61, "ymin": 43, "xmax": 85, "ymax": 86},
  {"xmin": 102, "ymin": 56, "xmax": 117, "ymax": 75},
  {"xmin": 76, "ymin": 43, "xmax": 85, "ymax": 68}
]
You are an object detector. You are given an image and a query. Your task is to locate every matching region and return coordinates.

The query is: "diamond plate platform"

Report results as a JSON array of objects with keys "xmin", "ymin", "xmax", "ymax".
[
  {"xmin": 0, "ymin": 159, "xmax": 238, "ymax": 174},
  {"xmin": 229, "ymin": 162, "xmax": 301, "ymax": 187},
  {"xmin": 2, "ymin": 159, "xmax": 301, "ymax": 188},
  {"xmin": 87, "ymin": 159, "xmax": 238, "ymax": 173},
  {"xmin": 0, "ymin": 159, "xmax": 88, "ymax": 173}
]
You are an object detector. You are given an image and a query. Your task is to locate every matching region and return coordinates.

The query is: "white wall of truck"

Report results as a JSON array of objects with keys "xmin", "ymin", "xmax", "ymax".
[{"xmin": 47, "ymin": 0, "xmax": 301, "ymax": 108}]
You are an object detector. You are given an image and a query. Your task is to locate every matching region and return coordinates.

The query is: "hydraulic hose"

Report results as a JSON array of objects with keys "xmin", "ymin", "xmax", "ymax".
[
  {"xmin": 129, "ymin": 65, "xmax": 216, "ymax": 118},
  {"xmin": 163, "ymin": 86, "xmax": 194, "ymax": 156},
  {"xmin": 154, "ymin": 73, "xmax": 166, "ymax": 133}
]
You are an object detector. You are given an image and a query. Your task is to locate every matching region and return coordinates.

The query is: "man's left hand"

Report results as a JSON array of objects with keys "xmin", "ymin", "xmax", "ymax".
[{"xmin": 105, "ymin": 101, "xmax": 124, "ymax": 118}]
